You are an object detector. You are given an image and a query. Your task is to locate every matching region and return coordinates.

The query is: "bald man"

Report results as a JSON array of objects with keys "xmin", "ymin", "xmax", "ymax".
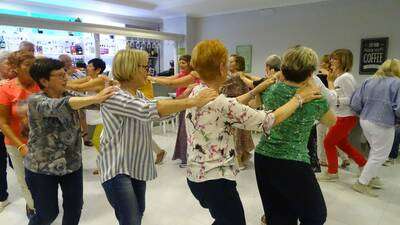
[
  {"xmin": 59, "ymin": 54, "xmax": 85, "ymax": 79},
  {"xmin": 18, "ymin": 41, "xmax": 35, "ymax": 54}
]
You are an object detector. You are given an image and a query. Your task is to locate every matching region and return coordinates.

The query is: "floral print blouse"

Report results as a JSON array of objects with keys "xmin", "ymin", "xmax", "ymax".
[{"xmin": 185, "ymin": 84, "xmax": 275, "ymax": 182}]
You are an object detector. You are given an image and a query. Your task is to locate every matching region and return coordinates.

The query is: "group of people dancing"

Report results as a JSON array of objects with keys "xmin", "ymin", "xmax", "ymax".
[{"xmin": 0, "ymin": 39, "xmax": 399, "ymax": 225}]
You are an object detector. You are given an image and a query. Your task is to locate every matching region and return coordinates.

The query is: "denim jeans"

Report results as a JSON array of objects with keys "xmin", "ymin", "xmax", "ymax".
[
  {"xmin": 102, "ymin": 174, "xmax": 146, "ymax": 225},
  {"xmin": 0, "ymin": 132, "xmax": 8, "ymax": 202},
  {"xmin": 389, "ymin": 126, "xmax": 400, "ymax": 159},
  {"xmin": 25, "ymin": 168, "xmax": 83, "ymax": 225}
]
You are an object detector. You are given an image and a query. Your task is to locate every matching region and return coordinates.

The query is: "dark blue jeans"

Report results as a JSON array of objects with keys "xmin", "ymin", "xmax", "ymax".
[
  {"xmin": 0, "ymin": 132, "xmax": 8, "ymax": 201},
  {"xmin": 187, "ymin": 179, "xmax": 246, "ymax": 225},
  {"xmin": 389, "ymin": 127, "xmax": 400, "ymax": 159},
  {"xmin": 102, "ymin": 174, "xmax": 146, "ymax": 225},
  {"xmin": 25, "ymin": 168, "xmax": 83, "ymax": 225}
]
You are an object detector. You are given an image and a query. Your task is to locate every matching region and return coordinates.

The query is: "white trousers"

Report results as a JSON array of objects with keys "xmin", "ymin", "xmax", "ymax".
[
  {"xmin": 359, "ymin": 119, "xmax": 395, "ymax": 185},
  {"xmin": 6, "ymin": 145, "xmax": 35, "ymax": 209}
]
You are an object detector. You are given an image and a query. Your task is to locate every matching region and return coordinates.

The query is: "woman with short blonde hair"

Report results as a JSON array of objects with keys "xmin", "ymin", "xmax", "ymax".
[
  {"xmin": 98, "ymin": 49, "xmax": 217, "ymax": 225},
  {"xmin": 350, "ymin": 58, "xmax": 400, "ymax": 196},
  {"xmin": 375, "ymin": 58, "xmax": 400, "ymax": 77},
  {"xmin": 255, "ymin": 45, "xmax": 336, "ymax": 225},
  {"xmin": 186, "ymin": 41, "xmax": 323, "ymax": 225},
  {"xmin": 113, "ymin": 50, "xmax": 148, "ymax": 81}
]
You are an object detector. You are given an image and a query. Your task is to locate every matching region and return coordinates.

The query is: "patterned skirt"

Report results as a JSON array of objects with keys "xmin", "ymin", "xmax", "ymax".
[
  {"xmin": 234, "ymin": 129, "xmax": 255, "ymax": 155},
  {"xmin": 172, "ymin": 111, "xmax": 187, "ymax": 163}
]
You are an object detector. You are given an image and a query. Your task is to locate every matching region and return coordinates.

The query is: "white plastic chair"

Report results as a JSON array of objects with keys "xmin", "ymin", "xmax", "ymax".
[{"xmin": 153, "ymin": 96, "xmax": 176, "ymax": 134}]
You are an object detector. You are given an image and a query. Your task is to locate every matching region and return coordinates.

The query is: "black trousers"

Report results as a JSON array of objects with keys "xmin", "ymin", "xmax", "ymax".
[
  {"xmin": 255, "ymin": 154, "xmax": 327, "ymax": 225},
  {"xmin": 187, "ymin": 179, "xmax": 246, "ymax": 225},
  {"xmin": 308, "ymin": 125, "xmax": 321, "ymax": 173},
  {"xmin": 0, "ymin": 132, "xmax": 8, "ymax": 201}
]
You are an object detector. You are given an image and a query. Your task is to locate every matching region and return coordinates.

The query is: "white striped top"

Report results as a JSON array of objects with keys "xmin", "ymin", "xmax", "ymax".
[{"xmin": 97, "ymin": 89, "xmax": 160, "ymax": 183}]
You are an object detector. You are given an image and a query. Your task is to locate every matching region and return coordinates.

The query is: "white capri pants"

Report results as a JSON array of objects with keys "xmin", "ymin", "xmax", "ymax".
[{"xmin": 359, "ymin": 119, "xmax": 395, "ymax": 185}]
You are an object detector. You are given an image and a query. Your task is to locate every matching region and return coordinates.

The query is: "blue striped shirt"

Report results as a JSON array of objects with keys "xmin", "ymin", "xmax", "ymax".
[{"xmin": 97, "ymin": 89, "xmax": 160, "ymax": 183}]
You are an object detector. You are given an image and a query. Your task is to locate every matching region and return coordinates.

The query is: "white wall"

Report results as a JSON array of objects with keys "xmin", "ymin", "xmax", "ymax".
[
  {"xmin": 162, "ymin": 16, "xmax": 188, "ymax": 71},
  {"xmin": 186, "ymin": 16, "xmax": 198, "ymax": 52},
  {"xmin": 162, "ymin": 16, "xmax": 198, "ymax": 71},
  {"xmin": 193, "ymin": 0, "xmax": 400, "ymax": 82}
]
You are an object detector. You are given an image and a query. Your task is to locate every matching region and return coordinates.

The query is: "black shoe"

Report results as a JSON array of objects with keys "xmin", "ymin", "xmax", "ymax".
[
  {"xmin": 82, "ymin": 133, "xmax": 93, "ymax": 147},
  {"xmin": 84, "ymin": 140, "xmax": 94, "ymax": 147},
  {"xmin": 26, "ymin": 205, "xmax": 35, "ymax": 220}
]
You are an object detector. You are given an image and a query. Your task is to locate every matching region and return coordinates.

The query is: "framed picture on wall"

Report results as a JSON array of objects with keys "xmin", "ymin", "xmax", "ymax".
[
  {"xmin": 178, "ymin": 47, "xmax": 186, "ymax": 56},
  {"xmin": 359, "ymin": 37, "xmax": 389, "ymax": 75},
  {"xmin": 236, "ymin": 45, "xmax": 252, "ymax": 73}
]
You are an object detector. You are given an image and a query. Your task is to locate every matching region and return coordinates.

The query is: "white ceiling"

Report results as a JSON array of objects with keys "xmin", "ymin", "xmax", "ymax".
[
  {"xmin": 141, "ymin": 0, "xmax": 332, "ymax": 17},
  {"xmin": 0, "ymin": 0, "xmax": 331, "ymax": 22}
]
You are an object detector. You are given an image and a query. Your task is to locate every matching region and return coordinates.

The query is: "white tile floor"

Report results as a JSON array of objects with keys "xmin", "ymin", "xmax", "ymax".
[{"xmin": 1, "ymin": 127, "xmax": 400, "ymax": 225}]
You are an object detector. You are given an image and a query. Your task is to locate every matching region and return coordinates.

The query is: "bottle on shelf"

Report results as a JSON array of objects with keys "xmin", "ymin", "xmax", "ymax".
[
  {"xmin": 76, "ymin": 44, "xmax": 83, "ymax": 55},
  {"xmin": 0, "ymin": 36, "xmax": 6, "ymax": 49}
]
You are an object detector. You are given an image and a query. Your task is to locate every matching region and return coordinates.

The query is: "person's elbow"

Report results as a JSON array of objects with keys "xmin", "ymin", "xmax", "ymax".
[{"xmin": 350, "ymin": 99, "xmax": 364, "ymax": 115}]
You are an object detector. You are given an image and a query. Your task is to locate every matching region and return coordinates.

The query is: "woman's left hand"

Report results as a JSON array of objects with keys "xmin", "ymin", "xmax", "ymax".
[
  {"xmin": 192, "ymin": 88, "xmax": 219, "ymax": 107},
  {"xmin": 319, "ymin": 68, "xmax": 330, "ymax": 76},
  {"xmin": 93, "ymin": 86, "xmax": 118, "ymax": 103},
  {"xmin": 296, "ymin": 81, "xmax": 322, "ymax": 103},
  {"xmin": 147, "ymin": 76, "xmax": 156, "ymax": 83},
  {"xmin": 19, "ymin": 144, "xmax": 29, "ymax": 157},
  {"xmin": 252, "ymin": 77, "xmax": 276, "ymax": 94},
  {"xmin": 90, "ymin": 76, "xmax": 119, "ymax": 92}
]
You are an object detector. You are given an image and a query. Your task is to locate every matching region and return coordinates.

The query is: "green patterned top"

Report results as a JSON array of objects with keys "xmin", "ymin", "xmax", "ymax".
[{"xmin": 255, "ymin": 82, "xmax": 329, "ymax": 164}]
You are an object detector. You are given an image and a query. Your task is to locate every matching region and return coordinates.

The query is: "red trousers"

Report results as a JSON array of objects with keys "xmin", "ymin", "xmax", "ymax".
[{"xmin": 324, "ymin": 116, "xmax": 367, "ymax": 174}]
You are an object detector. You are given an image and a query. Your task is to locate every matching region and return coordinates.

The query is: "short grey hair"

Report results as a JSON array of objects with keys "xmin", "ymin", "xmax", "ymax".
[
  {"xmin": 58, "ymin": 54, "xmax": 71, "ymax": 62},
  {"xmin": 265, "ymin": 54, "xmax": 281, "ymax": 71}
]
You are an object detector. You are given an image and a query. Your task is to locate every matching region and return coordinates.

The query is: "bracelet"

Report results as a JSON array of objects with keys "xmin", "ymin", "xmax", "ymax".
[
  {"xmin": 294, "ymin": 94, "xmax": 303, "ymax": 108},
  {"xmin": 17, "ymin": 144, "xmax": 26, "ymax": 151},
  {"xmin": 249, "ymin": 91, "xmax": 256, "ymax": 99}
]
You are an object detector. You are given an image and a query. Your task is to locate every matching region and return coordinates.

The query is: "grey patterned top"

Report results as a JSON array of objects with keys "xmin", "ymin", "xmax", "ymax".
[{"xmin": 25, "ymin": 91, "xmax": 83, "ymax": 176}]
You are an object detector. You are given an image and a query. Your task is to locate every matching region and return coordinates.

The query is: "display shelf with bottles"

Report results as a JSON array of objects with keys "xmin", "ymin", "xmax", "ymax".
[
  {"xmin": 0, "ymin": 25, "xmax": 164, "ymax": 77},
  {"xmin": 126, "ymin": 37, "xmax": 160, "ymax": 76},
  {"xmin": 99, "ymin": 34, "xmax": 127, "ymax": 72},
  {"xmin": 0, "ymin": 25, "xmax": 96, "ymax": 65}
]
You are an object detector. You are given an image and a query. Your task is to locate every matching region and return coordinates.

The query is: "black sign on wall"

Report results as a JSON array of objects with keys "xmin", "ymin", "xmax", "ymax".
[{"xmin": 359, "ymin": 37, "xmax": 389, "ymax": 75}]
